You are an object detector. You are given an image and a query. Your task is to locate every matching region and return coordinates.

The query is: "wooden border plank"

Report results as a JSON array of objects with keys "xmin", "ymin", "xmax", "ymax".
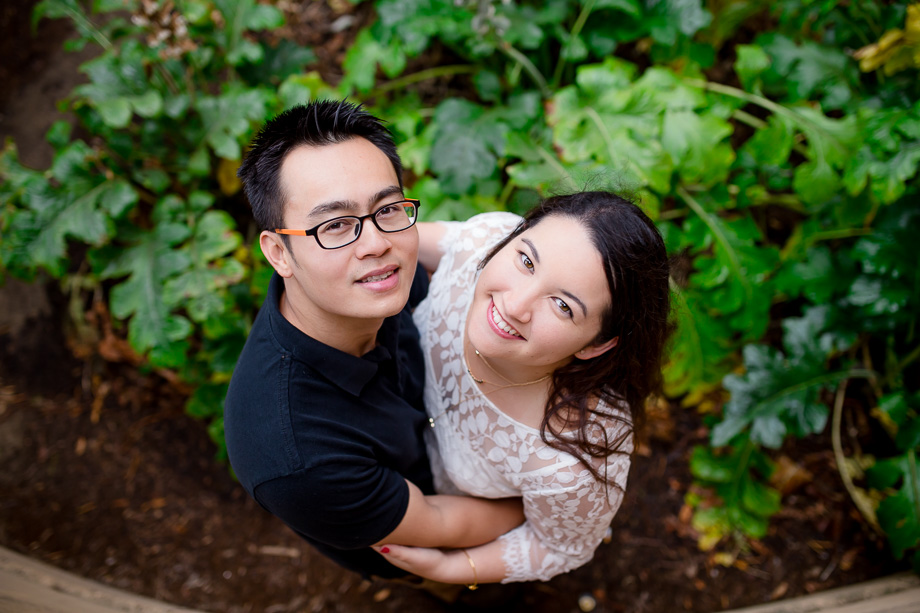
[{"xmin": 725, "ymin": 573, "xmax": 920, "ymax": 613}]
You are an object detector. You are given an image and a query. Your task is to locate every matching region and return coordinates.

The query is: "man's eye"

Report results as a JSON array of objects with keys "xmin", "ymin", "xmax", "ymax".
[
  {"xmin": 376, "ymin": 204, "xmax": 397, "ymax": 217},
  {"xmin": 321, "ymin": 219, "xmax": 354, "ymax": 235}
]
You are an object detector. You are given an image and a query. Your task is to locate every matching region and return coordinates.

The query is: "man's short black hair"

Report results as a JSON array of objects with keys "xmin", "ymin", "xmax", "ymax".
[{"xmin": 237, "ymin": 100, "xmax": 404, "ymax": 236}]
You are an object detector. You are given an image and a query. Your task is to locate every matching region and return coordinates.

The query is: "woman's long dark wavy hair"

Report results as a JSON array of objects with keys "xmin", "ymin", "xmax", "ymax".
[{"xmin": 478, "ymin": 191, "xmax": 674, "ymax": 488}]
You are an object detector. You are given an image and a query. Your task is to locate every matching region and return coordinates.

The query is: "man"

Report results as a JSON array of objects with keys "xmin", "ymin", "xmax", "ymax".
[{"xmin": 224, "ymin": 100, "xmax": 521, "ymax": 580}]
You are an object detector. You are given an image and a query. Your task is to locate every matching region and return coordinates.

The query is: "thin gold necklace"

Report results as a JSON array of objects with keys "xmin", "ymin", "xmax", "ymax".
[
  {"xmin": 465, "ymin": 347, "xmax": 550, "ymax": 391},
  {"xmin": 429, "ymin": 346, "xmax": 551, "ymax": 429}
]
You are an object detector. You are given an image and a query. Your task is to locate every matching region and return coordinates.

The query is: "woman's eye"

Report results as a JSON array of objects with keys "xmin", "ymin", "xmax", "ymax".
[
  {"xmin": 519, "ymin": 252, "xmax": 534, "ymax": 270},
  {"xmin": 555, "ymin": 298, "xmax": 572, "ymax": 316}
]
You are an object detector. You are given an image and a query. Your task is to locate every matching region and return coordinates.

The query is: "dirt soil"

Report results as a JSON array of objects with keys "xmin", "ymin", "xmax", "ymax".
[{"xmin": 0, "ymin": 1, "xmax": 907, "ymax": 612}]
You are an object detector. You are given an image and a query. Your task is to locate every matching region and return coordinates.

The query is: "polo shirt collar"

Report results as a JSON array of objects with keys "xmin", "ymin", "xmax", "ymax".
[{"xmin": 265, "ymin": 273, "xmax": 399, "ymax": 396}]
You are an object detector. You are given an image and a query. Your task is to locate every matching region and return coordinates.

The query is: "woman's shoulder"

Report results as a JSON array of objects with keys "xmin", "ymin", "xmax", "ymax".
[
  {"xmin": 437, "ymin": 211, "xmax": 522, "ymax": 258},
  {"xmin": 442, "ymin": 210, "xmax": 521, "ymax": 239}
]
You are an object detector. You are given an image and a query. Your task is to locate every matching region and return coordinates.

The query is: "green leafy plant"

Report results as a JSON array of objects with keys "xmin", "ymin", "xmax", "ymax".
[
  {"xmin": 0, "ymin": 0, "xmax": 321, "ymax": 459},
  {"xmin": 2, "ymin": 0, "xmax": 918, "ymax": 570}
]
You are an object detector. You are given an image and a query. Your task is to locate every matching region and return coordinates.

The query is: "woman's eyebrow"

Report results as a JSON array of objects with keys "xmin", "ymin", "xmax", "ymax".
[
  {"xmin": 562, "ymin": 290, "xmax": 588, "ymax": 317},
  {"xmin": 522, "ymin": 238, "xmax": 539, "ymax": 262}
]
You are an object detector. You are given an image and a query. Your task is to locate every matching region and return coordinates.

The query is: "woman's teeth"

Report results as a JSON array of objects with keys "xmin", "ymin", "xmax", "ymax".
[{"xmin": 492, "ymin": 306, "xmax": 521, "ymax": 337}]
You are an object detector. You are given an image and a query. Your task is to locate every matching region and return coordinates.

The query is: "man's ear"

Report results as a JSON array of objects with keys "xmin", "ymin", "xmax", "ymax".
[
  {"xmin": 259, "ymin": 231, "xmax": 295, "ymax": 278},
  {"xmin": 575, "ymin": 336, "xmax": 618, "ymax": 361}
]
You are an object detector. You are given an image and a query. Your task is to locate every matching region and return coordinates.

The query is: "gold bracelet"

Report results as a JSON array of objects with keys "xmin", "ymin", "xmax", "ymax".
[{"xmin": 461, "ymin": 549, "xmax": 478, "ymax": 590}]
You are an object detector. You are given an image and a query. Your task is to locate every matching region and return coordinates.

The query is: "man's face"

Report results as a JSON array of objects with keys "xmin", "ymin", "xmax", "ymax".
[{"xmin": 269, "ymin": 137, "xmax": 419, "ymax": 338}]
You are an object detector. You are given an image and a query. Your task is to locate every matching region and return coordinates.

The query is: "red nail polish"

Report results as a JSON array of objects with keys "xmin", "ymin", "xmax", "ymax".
[{"xmin": 380, "ymin": 546, "xmax": 390, "ymax": 554}]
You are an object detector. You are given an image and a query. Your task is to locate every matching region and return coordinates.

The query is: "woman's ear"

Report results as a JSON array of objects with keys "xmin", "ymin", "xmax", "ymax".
[
  {"xmin": 259, "ymin": 231, "xmax": 295, "ymax": 278},
  {"xmin": 575, "ymin": 336, "xmax": 618, "ymax": 361}
]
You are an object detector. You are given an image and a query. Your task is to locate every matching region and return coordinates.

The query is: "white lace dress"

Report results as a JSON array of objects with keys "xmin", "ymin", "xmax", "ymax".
[{"xmin": 413, "ymin": 212, "xmax": 633, "ymax": 583}]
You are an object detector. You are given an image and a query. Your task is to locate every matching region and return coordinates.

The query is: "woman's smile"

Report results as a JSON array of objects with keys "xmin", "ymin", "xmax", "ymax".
[{"xmin": 488, "ymin": 300, "xmax": 524, "ymax": 339}]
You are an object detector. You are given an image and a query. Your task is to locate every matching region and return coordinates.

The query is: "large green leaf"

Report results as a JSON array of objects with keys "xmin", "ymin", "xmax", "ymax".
[
  {"xmin": 212, "ymin": 0, "xmax": 283, "ymax": 65},
  {"xmin": 551, "ymin": 61, "xmax": 737, "ymax": 192},
  {"xmin": 645, "ymin": 0, "xmax": 712, "ymax": 46},
  {"xmin": 844, "ymin": 199, "xmax": 920, "ymax": 329},
  {"xmin": 428, "ymin": 98, "xmax": 508, "ymax": 196},
  {"xmin": 678, "ymin": 192, "xmax": 777, "ymax": 336},
  {"xmin": 238, "ymin": 39, "xmax": 316, "ymax": 86},
  {"xmin": 689, "ymin": 442, "xmax": 780, "ymax": 545},
  {"xmin": 844, "ymin": 102, "xmax": 920, "ymax": 205},
  {"xmin": 76, "ymin": 40, "xmax": 165, "ymax": 128},
  {"xmin": 162, "ymin": 210, "xmax": 245, "ymax": 323},
  {"xmin": 103, "ymin": 223, "xmax": 193, "ymax": 365},
  {"xmin": 505, "ymin": 131, "xmax": 600, "ymax": 194},
  {"xmin": 788, "ymin": 106, "xmax": 861, "ymax": 205},
  {"xmin": 756, "ymin": 33, "xmax": 858, "ymax": 108},
  {"xmin": 195, "ymin": 85, "xmax": 273, "ymax": 160},
  {"xmin": 713, "ymin": 306, "xmax": 855, "ymax": 448},
  {"xmin": 0, "ymin": 142, "xmax": 137, "ymax": 277},
  {"xmin": 868, "ymin": 453, "xmax": 920, "ymax": 560},
  {"xmin": 664, "ymin": 287, "xmax": 736, "ymax": 400},
  {"xmin": 374, "ymin": 0, "xmax": 475, "ymax": 56},
  {"xmin": 341, "ymin": 28, "xmax": 407, "ymax": 93}
]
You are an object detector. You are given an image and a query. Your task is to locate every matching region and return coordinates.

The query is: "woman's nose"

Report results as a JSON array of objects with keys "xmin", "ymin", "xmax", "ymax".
[{"xmin": 501, "ymin": 286, "xmax": 534, "ymax": 324}]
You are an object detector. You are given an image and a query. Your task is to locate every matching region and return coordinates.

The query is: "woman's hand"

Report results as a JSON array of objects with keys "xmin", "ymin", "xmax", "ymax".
[{"xmin": 374, "ymin": 545, "xmax": 471, "ymax": 585}]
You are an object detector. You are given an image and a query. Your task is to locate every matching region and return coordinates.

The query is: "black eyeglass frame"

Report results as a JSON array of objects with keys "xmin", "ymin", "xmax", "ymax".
[{"xmin": 273, "ymin": 198, "xmax": 420, "ymax": 250}]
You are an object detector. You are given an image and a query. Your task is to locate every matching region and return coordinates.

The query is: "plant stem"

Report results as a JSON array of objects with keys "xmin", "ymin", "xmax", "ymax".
[
  {"xmin": 889, "ymin": 343, "xmax": 920, "ymax": 387},
  {"xmin": 497, "ymin": 179, "xmax": 515, "ymax": 209},
  {"xmin": 535, "ymin": 145, "xmax": 575, "ymax": 190},
  {"xmin": 685, "ymin": 78, "xmax": 788, "ymax": 117},
  {"xmin": 499, "ymin": 41, "xmax": 550, "ymax": 98},
  {"xmin": 730, "ymin": 109, "xmax": 810, "ymax": 157},
  {"xmin": 686, "ymin": 77, "xmax": 834, "ymax": 147},
  {"xmin": 805, "ymin": 227, "xmax": 874, "ymax": 245},
  {"xmin": 156, "ymin": 66, "xmax": 181, "ymax": 97},
  {"xmin": 370, "ymin": 65, "xmax": 479, "ymax": 96},
  {"xmin": 676, "ymin": 186, "xmax": 752, "ymax": 304},
  {"xmin": 659, "ymin": 208, "xmax": 688, "ymax": 220},
  {"xmin": 750, "ymin": 369, "xmax": 876, "ymax": 417},
  {"xmin": 730, "ymin": 438, "xmax": 755, "ymax": 505},
  {"xmin": 551, "ymin": 0, "xmax": 596, "ymax": 88},
  {"xmin": 58, "ymin": 3, "xmax": 112, "ymax": 51},
  {"xmin": 909, "ymin": 450, "xmax": 920, "ymax": 538},
  {"xmin": 731, "ymin": 108, "xmax": 767, "ymax": 130},
  {"xmin": 831, "ymin": 378, "xmax": 882, "ymax": 534},
  {"xmin": 586, "ymin": 107, "xmax": 618, "ymax": 166}
]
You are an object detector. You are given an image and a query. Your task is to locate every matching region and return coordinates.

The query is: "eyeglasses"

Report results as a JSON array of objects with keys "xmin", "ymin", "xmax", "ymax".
[{"xmin": 273, "ymin": 199, "xmax": 420, "ymax": 250}]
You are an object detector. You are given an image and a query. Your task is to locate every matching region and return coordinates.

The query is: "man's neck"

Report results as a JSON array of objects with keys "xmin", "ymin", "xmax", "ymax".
[{"xmin": 279, "ymin": 289, "xmax": 381, "ymax": 357}]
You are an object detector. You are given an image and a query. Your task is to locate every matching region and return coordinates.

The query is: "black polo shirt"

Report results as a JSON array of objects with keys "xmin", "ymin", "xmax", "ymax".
[{"xmin": 224, "ymin": 267, "xmax": 434, "ymax": 578}]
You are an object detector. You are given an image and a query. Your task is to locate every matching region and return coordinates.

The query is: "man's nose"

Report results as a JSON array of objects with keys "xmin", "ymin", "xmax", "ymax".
[{"xmin": 354, "ymin": 219, "xmax": 391, "ymax": 256}]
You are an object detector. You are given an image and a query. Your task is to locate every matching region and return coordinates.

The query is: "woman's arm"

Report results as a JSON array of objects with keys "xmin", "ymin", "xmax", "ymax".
[
  {"xmin": 373, "ymin": 479, "xmax": 524, "ymax": 549},
  {"xmin": 374, "ymin": 535, "xmax": 508, "ymax": 584},
  {"xmin": 376, "ymin": 456, "xmax": 629, "ymax": 583},
  {"xmin": 417, "ymin": 221, "xmax": 448, "ymax": 274}
]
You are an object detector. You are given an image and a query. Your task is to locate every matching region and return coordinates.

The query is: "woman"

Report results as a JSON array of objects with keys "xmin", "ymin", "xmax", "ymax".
[{"xmin": 376, "ymin": 191, "xmax": 672, "ymax": 584}]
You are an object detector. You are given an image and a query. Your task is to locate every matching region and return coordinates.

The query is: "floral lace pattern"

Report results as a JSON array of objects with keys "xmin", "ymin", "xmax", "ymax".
[{"xmin": 413, "ymin": 212, "xmax": 633, "ymax": 583}]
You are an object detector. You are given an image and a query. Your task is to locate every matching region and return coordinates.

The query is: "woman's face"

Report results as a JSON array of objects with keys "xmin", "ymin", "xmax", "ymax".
[{"xmin": 468, "ymin": 214, "xmax": 615, "ymax": 376}]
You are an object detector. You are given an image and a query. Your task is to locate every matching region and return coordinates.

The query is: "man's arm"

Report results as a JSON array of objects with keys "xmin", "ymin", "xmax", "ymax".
[{"xmin": 374, "ymin": 479, "xmax": 523, "ymax": 548}]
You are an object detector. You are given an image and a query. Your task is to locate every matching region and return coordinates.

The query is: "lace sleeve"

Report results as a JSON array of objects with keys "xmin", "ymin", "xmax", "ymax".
[
  {"xmin": 433, "ymin": 211, "xmax": 522, "ymax": 268},
  {"xmin": 497, "ymin": 448, "xmax": 631, "ymax": 583}
]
